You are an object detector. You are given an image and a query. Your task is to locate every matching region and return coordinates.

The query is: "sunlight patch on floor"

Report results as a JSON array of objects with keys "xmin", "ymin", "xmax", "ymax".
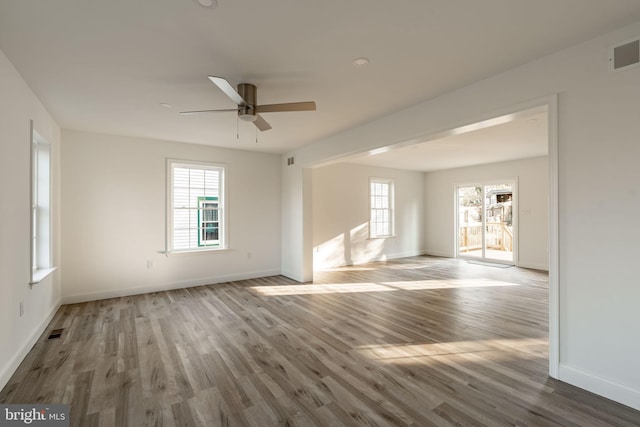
[
  {"xmin": 250, "ymin": 278, "xmax": 520, "ymax": 296},
  {"xmin": 250, "ymin": 282, "xmax": 391, "ymax": 296},
  {"xmin": 355, "ymin": 338, "xmax": 547, "ymax": 364},
  {"xmin": 382, "ymin": 278, "xmax": 519, "ymax": 290}
]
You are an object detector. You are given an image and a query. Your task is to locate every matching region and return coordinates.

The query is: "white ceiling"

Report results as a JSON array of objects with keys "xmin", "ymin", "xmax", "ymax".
[
  {"xmin": 1, "ymin": 1, "xmax": 640, "ymax": 154},
  {"xmin": 346, "ymin": 107, "xmax": 549, "ymax": 172}
]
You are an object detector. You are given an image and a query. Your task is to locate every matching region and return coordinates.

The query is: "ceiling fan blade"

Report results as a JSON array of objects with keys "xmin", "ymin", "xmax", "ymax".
[
  {"xmin": 208, "ymin": 76, "xmax": 247, "ymax": 106},
  {"xmin": 256, "ymin": 101, "xmax": 316, "ymax": 113},
  {"xmin": 253, "ymin": 114, "xmax": 272, "ymax": 131},
  {"xmin": 179, "ymin": 108, "xmax": 237, "ymax": 115}
]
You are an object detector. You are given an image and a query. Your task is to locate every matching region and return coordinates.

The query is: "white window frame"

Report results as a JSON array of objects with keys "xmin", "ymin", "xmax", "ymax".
[
  {"xmin": 167, "ymin": 159, "xmax": 227, "ymax": 253},
  {"xmin": 30, "ymin": 121, "xmax": 55, "ymax": 284},
  {"xmin": 369, "ymin": 178, "xmax": 395, "ymax": 239}
]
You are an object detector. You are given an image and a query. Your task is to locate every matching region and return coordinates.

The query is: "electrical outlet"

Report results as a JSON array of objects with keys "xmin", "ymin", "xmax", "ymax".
[
  {"xmin": 19, "ymin": 300, "xmax": 24, "ymax": 317},
  {"xmin": 147, "ymin": 260, "xmax": 154, "ymax": 269},
  {"xmin": 247, "ymin": 252, "xmax": 252, "ymax": 259}
]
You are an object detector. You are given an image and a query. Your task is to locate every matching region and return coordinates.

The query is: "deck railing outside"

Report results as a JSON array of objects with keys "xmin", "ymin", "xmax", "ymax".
[{"xmin": 459, "ymin": 222, "xmax": 513, "ymax": 252}]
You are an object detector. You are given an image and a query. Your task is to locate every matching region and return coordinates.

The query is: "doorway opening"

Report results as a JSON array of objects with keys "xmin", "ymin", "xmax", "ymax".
[
  {"xmin": 303, "ymin": 95, "xmax": 558, "ymax": 378},
  {"xmin": 457, "ymin": 181, "xmax": 516, "ymax": 264}
]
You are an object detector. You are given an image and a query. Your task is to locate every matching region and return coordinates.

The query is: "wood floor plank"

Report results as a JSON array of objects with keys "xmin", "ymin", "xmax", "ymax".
[{"xmin": 2, "ymin": 256, "xmax": 639, "ymax": 426}]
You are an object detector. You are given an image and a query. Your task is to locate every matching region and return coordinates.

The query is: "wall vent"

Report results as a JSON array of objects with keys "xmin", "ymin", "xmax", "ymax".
[
  {"xmin": 287, "ymin": 156, "xmax": 295, "ymax": 166},
  {"xmin": 609, "ymin": 38, "xmax": 640, "ymax": 72}
]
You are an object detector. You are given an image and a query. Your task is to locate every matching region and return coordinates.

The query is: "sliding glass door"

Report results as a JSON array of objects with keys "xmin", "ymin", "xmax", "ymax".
[
  {"xmin": 457, "ymin": 182, "xmax": 515, "ymax": 264},
  {"xmin": 457, "ymin": 186, "xmax": 483, "ymax": 259}
]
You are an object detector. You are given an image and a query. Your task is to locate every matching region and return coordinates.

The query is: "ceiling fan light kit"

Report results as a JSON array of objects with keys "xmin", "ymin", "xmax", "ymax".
[{"xmin": 181, "ymin": 76, "xmax": 316, "ymax": 133}]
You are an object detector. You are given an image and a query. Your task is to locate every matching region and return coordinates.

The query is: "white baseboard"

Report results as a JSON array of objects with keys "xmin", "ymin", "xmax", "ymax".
[
  {"xmin": 516, "ymin": 261, "xmax": 549, "ymax": 271},
  {"xmin": 360, "ymin": 249, "xmax": 426, "ymax": 264},
  {"xmin": 280, "ymin": 269, "xmax": 308, "ymax": 283},
  {"xmin": 0, "ymin": 298, "xmax": 61, "ymax": 391},
  {"xmin": 327, "ymin": 249, "xmax": 427, "ymax": 269},
  {"xmin": 62, "ymin": 269, "xmax": 281, "ymax": 304},
  {"xmin": 559, "ymin": 364, "xmax": 640, "ymax": 411},
  {"xmin": 314, "ymin": 250, "xmax": 429, "ymax": 272},
  {"xmin": 280, "ymin": 269, "xmax": 296, "ymax": 281},
  {"xmin": 423, "ymin": 250, "xmax": 454, "ymax": 258},
  {"xmin": 422, "ymin": 252, "xmax": 550, "ymax": 271}
]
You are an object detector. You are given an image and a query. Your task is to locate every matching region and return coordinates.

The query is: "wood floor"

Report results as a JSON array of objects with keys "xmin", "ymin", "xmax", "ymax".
[{"xmin": 2, "ymin": 256, "xmax": 639, "ymax": 426}]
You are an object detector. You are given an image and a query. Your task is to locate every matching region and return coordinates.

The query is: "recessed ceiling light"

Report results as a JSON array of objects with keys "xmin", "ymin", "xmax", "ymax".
[
  {"xmin": 352, "ymin": 57, "xmax": 370, "ymax": 67},
  {"xmin": 160, "ymin": 103, "xmax": 173, "ymax": 108},
  {"xmin": 196, "ymin": 0, "xmax": 218, "ymax": 7}
]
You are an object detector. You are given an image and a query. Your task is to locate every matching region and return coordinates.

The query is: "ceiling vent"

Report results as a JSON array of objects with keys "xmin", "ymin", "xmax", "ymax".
[{"xmin": 609, "ymin": 38, "xmax": 640, "ymax": 72}]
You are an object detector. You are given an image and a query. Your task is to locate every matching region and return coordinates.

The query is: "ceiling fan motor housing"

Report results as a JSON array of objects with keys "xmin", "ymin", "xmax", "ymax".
[{"xmin": 237, "ymin": 83, "xmax": 258, "ymax": 121}]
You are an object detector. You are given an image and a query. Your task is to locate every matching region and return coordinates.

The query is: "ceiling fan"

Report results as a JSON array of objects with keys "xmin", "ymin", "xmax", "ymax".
[{"xmin": 180, "ymin": 76, "xmax": 316, "ymax": 131}]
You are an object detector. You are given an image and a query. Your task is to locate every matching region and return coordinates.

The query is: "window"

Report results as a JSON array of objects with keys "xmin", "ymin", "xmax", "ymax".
[
  {"xmin": 370, "ymin": 178, "xmax": 394, "ymax": 238},
  {"xmin": 168, "ymin": 160, "xmax": 225, "ymax": 251},
  {"xmin": 30, "ymin": 123, "xmax": 52, "ymax": 283}
]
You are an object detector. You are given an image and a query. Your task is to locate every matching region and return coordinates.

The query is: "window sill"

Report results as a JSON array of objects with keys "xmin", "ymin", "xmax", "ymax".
[
  {"xmin": 163, "ymin": 248, "xmax": 230, "ymax": 256},
  {"xmin": 30, "ymin": 267, "xmax": 57, "ymax": 285},
  {"xmin": 369, "ymin": 235, "xmax": 396, "ymax": 240}
]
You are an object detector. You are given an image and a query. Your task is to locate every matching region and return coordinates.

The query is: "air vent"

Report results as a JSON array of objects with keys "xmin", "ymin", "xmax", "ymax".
[
  {"xmin": 609, "ymin": 38, "xmax": 640, "ymax": 72},
  {"xmin": 47, "ymin": 329, "xmax": 63, "ymax": 340}
]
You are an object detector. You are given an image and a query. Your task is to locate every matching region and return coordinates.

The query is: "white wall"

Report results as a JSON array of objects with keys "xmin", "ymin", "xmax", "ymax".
[
  {"xmin": 281, "ymin": 161, "xmax": 302, "ymax": 279},
  {"xmin": 425, "ymin": 157, "xmax": 548, "ymax": 270},
  {"xmin": 0, "ymin": 48, "xmax": 61, "ymax": 390},
  {"xmin": 282, "ymin": 20, "xmax": 640, "ymax": 409},
  {"xmin": 313, "ymin": 163, "xmax": 424, "ymax": 269},
  {"xmin": 61, "ymin": 130, "xmax": 281, "ymax": 303}
]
